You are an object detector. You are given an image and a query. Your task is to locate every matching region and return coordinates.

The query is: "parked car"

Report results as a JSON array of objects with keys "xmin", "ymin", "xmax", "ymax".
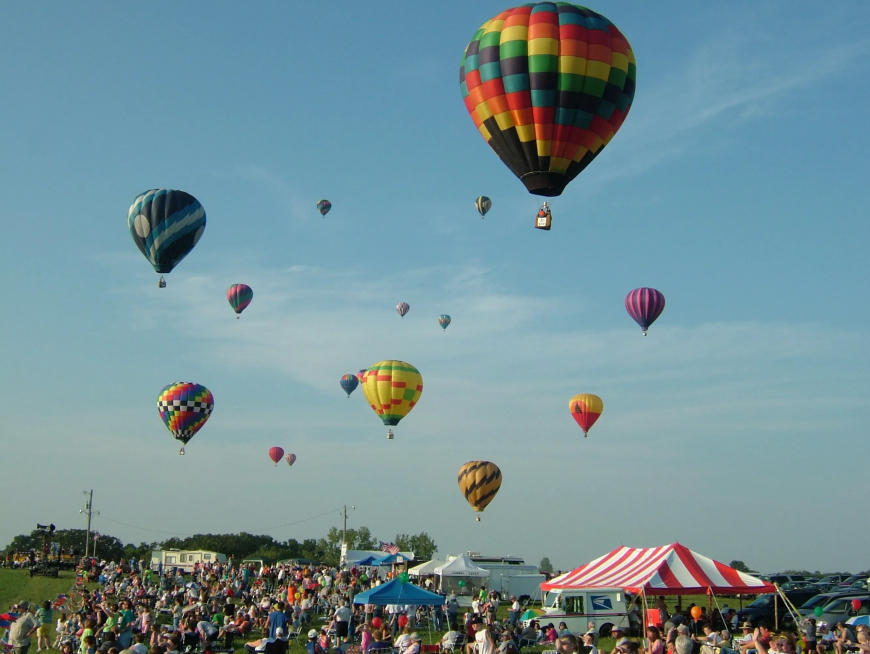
[
  {"xmin": 818, "ymin": 575, "xmax": 853, "ymax": 586},
  {"xmin": 737, "ymin": 590, "xmax": 818, "ymax": 628},
  {"xmin": 800, "ymin": 591, "xmax": 865, "ymax": 617},
  {"xmin": 838, "ymin": 576, "xmax": 864, "ymax": 587},
  {"xmin": 816, "ymin": 596, "xmax": 870, "ymax": 629}
]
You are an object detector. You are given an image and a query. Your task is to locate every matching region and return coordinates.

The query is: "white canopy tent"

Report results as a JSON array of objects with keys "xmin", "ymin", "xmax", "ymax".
[
  {"xmin": 434, "ymin": 554, "xmax": 489, "ymax": 595},
  {"xmin": 408, "ymin": 559, "xmax": 446, "ymax": 576}
]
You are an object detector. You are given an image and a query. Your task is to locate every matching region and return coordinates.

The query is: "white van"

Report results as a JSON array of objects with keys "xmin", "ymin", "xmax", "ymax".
[{"xmin": 534, "ymin": 588, "xmax": 629, "ymax": 636}]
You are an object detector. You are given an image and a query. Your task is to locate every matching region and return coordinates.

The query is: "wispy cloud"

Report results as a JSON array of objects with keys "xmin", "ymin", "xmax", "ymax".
[{"xmin": 589, "ymin": 29, "xmax": 869, "ymax": 184}]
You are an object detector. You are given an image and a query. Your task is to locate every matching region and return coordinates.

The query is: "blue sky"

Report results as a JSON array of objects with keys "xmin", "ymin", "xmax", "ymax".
[{"xmin": 1, "ymin": 1, "xmax": 869, "ymax": 574}]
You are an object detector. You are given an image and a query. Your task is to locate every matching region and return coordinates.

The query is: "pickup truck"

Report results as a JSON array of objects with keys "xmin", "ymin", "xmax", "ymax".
[{"xmin": 737, "ymin": 590, "xmax": 817, "ymax": 628}]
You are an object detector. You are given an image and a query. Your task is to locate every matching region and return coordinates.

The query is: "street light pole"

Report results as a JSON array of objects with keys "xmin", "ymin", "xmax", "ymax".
[{"xmin": 81, "ymin": 490, "xmax": 95, "ymax": 558}]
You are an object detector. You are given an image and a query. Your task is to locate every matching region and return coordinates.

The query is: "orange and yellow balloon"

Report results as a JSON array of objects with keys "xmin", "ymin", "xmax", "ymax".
[
  {"xmin": 569, "ymin": 393, "xmax": 603, "ymax": 437},
  {"xmin": 458, "ymin": 461, "xmax": 502, "ymax": 517},
  {"xmin": 361, "ymin": 360, "xmax": 423, "ymax": 426}
]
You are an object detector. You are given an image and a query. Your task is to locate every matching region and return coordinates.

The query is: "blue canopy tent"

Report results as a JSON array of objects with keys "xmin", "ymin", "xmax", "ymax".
[
  {"xmin": 353, "ymin": 555, "xmax": 378, "ymax": 566},
  {"xmin": 372, "ymin": 553, "xmax": 407, "ymax": 566},
  {"xmin": 353, "ymin": 579, "xmax": 445, "ymax": 606}
]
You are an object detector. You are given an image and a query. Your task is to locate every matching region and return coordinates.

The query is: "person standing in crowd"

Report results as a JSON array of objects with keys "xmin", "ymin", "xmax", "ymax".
[
  {"xmin": 35, "ymin": 601, "xmax": 53, "ymax": 652},
  {"xmin": 508, "ymin": 597, "xmax": 520, "ymax": 626},
  {"xmin": 334, "ymin": 600, "xmax": 352, "ymax": 641},
  {"xmin": 467, "ymin": 617, "xmax": 494, "ymax": 654},
  {"xmin": 267, "ymin": 602, "xmax": 288, "ymax": 641},
  {"xmin": 9, "ymin": 602, "xmax": 40, "ymax": 654},
  {"xmin": 447, "ymin": 593, "xmax": 460, "ymax": 631}
]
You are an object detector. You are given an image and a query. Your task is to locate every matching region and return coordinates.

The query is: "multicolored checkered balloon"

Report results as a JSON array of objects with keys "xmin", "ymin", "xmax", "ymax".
[
  {"xmin": 157, "ymin": 382, "xmax": 214, "ymax": 447},
  {"xmin": 460, "ymin": 3, "xmax": 636, "ymax": 197},
  {"xmin": 361, "ymin": 360, "xmax": 423, "ymax": 427}
]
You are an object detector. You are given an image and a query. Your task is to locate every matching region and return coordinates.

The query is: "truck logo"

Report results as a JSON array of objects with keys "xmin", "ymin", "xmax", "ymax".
[{"xmin": 591, "ymin": 596, "xmax": 612, "ymax": 611}]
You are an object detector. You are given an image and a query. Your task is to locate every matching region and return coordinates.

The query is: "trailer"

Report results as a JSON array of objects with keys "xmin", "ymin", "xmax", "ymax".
[{"xmin": 501, "ymin": 574, "xmax": 546, "ymax": 601}]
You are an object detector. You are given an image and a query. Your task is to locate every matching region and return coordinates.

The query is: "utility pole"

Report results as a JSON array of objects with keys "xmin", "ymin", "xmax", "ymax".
[
  {"xmin": 341, "ymin": 505, "xmax": 355, "ymax": 567},
  {"xmin": 81, "ymin": 490, "xmax": 95, "ymax": 558}
]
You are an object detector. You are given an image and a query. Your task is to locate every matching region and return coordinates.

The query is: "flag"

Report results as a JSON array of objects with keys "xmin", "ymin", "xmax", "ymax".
[{"xmin": 379, "ymin": 541, "xmax": 400, "ymax": 555}]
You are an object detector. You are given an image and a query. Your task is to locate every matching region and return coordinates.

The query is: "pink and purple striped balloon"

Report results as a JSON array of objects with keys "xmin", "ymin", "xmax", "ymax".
[{"xmin": 625, "ymin": 288, "xmax": 665, "ymax": 336}]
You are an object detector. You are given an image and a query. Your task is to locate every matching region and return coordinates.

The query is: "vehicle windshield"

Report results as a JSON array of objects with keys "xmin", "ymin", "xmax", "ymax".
[
  {"xmin": 546, "ymin": 593, "xmax": 560, "ymax": 608},
  {"xmin": 822, "ymin": 599, "xmax": 850, "ymax": 613},
  {"xmin": 747, "ymin": 595, "xmax": 774, "ymax": 608},
  {"xmin": 802, "ymin": 596, "xmax": 833, "ymax": 610}
]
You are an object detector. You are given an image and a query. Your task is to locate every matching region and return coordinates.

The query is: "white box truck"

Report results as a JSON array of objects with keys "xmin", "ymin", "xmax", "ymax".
[
  {"xmin": 500, "ymin": 574, "xmax": 545, "ymax": 601},
  {"xmin": 532, "ymin": 587, "xmax": 629, "ymax": 636}
]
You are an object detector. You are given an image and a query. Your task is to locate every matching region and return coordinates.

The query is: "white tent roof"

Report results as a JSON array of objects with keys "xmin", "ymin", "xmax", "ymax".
[
  {"xmin": 408, "ymin": 559, "xmax": 446, "ymax": 576},
  {"xmin": 434, "ymin": 553, "xmax": 489, "ymax": 577}
]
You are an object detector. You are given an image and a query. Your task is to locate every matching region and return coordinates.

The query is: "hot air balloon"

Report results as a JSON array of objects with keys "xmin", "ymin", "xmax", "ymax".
[
  {"xmin": 475, "ymin": 196, "xmax": 492, "ymax": 217},
  {"xmin": 357, "ymin": 369, "xmax": 367, "ymax": 384},
  {"xmin": 285, "ymin": 453, "xmax": 297, "ymax": 466},
  {"xmin": 340, "ymin": 374, "xmax": 359, "ymax": 398},
  {"xmin": 128, "ymin": 189, "xmax": 206, "ymax": 287},
  {"xmin": 361, "ymin": 361, "xmax": 423, "ymax": 431},
  {"xmin": 316, "ymin": 199, "xmax": 332, "ymax": 216},
  {"xmin": 227, "ymin": 284, "xmax": 253, "ymax": 319},
  {"xmin": 438, "ymin": 314, "xmax": 452, "ymax": 331},
  {"xmin": 269, "ymin": 447, "xmax": 284, "ymax": 466},
  {"xmin": 625, "ymin": 288, "xmax": 665, "ymax": 335},
  {"xmin": 396, "ymin": 302, "xmax": 410, "ymax": 318},
  {"xmin": 157, "ymin": 382, "xmax": 214, "ymax": 455},
  {"xmin": 569, "ymin": 393, "xmax": 603, "ymax": 437},
  {"xmin": 459, "ymin": 4, "xmax": 636, "ymax": 198},
  {"xmin": 458, "ymin": 461, "xmax": 502, "ymax": 521}
]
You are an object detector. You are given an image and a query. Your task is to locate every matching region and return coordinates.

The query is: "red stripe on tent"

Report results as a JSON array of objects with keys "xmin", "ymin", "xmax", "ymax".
[{"xmin": 673, "ymin": 543, "xmax": 715, "ymax": 588}]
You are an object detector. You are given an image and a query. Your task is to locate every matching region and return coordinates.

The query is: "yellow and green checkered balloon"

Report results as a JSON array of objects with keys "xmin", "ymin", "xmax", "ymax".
[{"xmin": 361, "ymin": 360, "xmax": 423, "ymax": 427}]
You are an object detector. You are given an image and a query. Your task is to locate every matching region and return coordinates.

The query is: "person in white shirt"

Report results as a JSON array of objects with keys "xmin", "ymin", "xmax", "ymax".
[
  {"xmin": 584, "ymin": 631, "xmax": 599, "ymax": 654},
  {"xmin": 508, "ymin": 597, "xmax": 520, "ymax": 626},
  {"xmin": 334, "ymin": 601, "xmax": 352, "ymax": 640}
]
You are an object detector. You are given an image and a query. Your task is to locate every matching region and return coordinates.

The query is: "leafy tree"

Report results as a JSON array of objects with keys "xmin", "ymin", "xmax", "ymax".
[
  {"xmin": 394, "ymin": 533, "xmax": 437, "ymax": 561},
  {"xmin": 730, "ymin": 560, "xmax": 751, "ymax": 573},
  {"xmin": 539, "ymin": 557, "xmax": 554, "ymax": 574}
]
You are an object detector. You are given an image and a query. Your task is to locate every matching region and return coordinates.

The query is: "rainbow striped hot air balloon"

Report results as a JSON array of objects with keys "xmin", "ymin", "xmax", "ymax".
[
  {"xmin": 361, "ymin": 361, "xmax": 423, "ymax": 428},
  {"xmin": 340, "ymin": 374, "xmax": 359, "ymax": 398},
  {"xmin": 569, "ymin": 393, "xmax": 603, "ymax": 437},
  {"xmin": 227, "ymin": 284, "xmax": 253, "ymax": 319},
  {"xmin": 157, "ymin": 383, "xmax": 214, "ymax": 455},
  {"xmin": 625, "ymin": 288, "xmax": 665, "ymax": 335},
  {"xmin": 459, "ymin": 3, "xmax": 636, "ymax": 199},
  {"xmin": 458, "ymin": 461, "xmax": 502, "ymax": 521}
]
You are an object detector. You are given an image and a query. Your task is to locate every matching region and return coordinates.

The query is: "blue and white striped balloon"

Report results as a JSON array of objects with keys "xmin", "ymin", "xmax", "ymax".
[{"xmin": 128, "ymin": 189, "xmax": 206, "ymax": 275}]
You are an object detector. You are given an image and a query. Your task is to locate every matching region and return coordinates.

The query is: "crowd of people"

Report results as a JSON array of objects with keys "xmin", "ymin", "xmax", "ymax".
[{"xmin": 4, "ymin": 557, "xmax": 867, "ymax": 654}]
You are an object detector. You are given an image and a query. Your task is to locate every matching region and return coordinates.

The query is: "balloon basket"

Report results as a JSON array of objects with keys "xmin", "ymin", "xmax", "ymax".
[
  {"xmin": 158, "ymin": 277, "xmax": 166, "ymax": 288},
  {"xmin": 387, "ymin": 429, "xmax": 394, "ymax": 440},
  {"xmin": 475, "ymin": 515, "xmax": 481, "ymax": 522},
  {"xmin": 179, "ymin": 447, "xmax": 185, "ymax": 455}
]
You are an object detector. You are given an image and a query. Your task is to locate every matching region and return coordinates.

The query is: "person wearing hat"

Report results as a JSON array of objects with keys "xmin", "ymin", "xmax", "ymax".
[
  {"xmin": 609, "ymin": 626, "xmax": 629, "ymax": 654},
  {"xmin": 9, "ymin": 602, "xmax": 40, "ymax": 654},
  {"xmin": 305, "ymin": 629, "xmax": 326, "ymax": 654},
  {"xmin": 718, "ymin": 622, "xmax": 755, "ymax": 654},
  {"xmin": 405, "ymin": 633, "xmax": 422, "ymax": 654},
  {"xmin": 467, "ymin": 617, "xmax": 494, "ymax": 654}
]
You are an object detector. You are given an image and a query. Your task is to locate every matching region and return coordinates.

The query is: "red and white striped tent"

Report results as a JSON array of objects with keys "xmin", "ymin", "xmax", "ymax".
[{"xmin": 542, "ymin": 543, "xmax": 774, "ymax": 595}]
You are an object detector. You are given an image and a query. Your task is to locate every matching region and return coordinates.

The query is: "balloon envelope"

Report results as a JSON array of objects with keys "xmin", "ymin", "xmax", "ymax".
[
  {"xmin": 269, "ymin": 446, "xmax": 284, "ymax": 465},
  {"xmin": 396, "ymin": 302, "xmax": 410, "ymax": 318},
  {"xmin": 361, "ymin": 360, "xmax": 423, "ymax": 426},
  {"xmin": 438, "ymin": 314, "xmax": 452, "ymax": 330},
  {"xmin": 460, "ymin": 4, "xmax": 636, "ymax": 197},
  {"xmin": 316, "ymin": 199, "xmax": 332, "ymax": 216},
  {"xmin": 340, "ymin": 374, "xmax": 359, "ymax": 397},
  {"xmin": 357, "ymin": 369, "xmax": 367, "ymax": 384},
  {"xmin": 128, "ymin": 189, "xmax": 206, "ymax": 274},
  {"xmin": 285, "ymin": 453, "xmax": 297, "ymax": 466},
  {"xmin": 474, "ymin": 196, "xmax": 492, "ymax": 217},
  {"xmin": 625, "ymin": 288, "xmax": 665, "ymax": 334},
  {"xmin": 157, "ymin": 383, "xmax": 214, "ymax": 445},
  {"xmin": 227, "ymin": 284, "xmax": 254, "ymax": 317},
  {"xmin": 458, "ymin": 461, "xmax": 502, "ymax": 513},
  {"xmin": 569, "ymin": 393, "xmax": 603, "ymax": 436}
]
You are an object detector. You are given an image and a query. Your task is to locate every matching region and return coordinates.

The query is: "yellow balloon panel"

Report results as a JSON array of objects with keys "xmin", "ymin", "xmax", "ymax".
[
  {"xmin": 361, "ymin": 360, "xmax": 423, "ymax": 427},
  {"xmin": 458, "ymin": 460, "xmax": 502, "ymax": 512}
]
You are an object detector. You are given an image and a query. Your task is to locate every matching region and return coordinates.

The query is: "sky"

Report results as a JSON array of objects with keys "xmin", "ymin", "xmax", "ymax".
[{"xmin": 1, "ymin": 1, "xmax": 869, "ymax": 575}]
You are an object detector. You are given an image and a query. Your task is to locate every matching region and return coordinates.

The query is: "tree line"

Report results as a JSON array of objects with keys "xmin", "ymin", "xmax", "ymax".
[{"xmin": 2, "ymin": 527, "xmax": 437, "ymax": 568}]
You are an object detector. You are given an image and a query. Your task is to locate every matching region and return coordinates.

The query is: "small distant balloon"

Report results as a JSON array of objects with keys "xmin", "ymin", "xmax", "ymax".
[
  {"xmin": 625, "ymin": 288, "xmax": 666, "ymax": 335},
  {"xmin": 438, "ymin": 315, "xmax": 451, "ymax": 331},
  {"xmin": 227, "ymin": 284, "xmax": 253, "ymax": 319},
  {"xmin": 357, "ymin": 369, "xmax": 367, "ymax": 384},
  {"xmin": 316, "ymin": 199, "xmax": 331, "ymax": 216},
  {"xmin": 396, "ymin": 302, "xmax": 410, "ymax": 318},
  {"xmin": 268, "ymin": 447, "xmax": 284, "ymax": 466},
  {"xmin": 285, "ymin": 453, "xmax": 297, "ymax": 467},
  {"xmin": 340, "ymin": 374, "xmax": 359, "ymax": 398},
  {"xmin": 474, "ymin": 196, "xmax": 492, "ymax": 218},
  {"xmin": 569, "ymin": 394, "xmax": 603, "ymax": 437}
]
